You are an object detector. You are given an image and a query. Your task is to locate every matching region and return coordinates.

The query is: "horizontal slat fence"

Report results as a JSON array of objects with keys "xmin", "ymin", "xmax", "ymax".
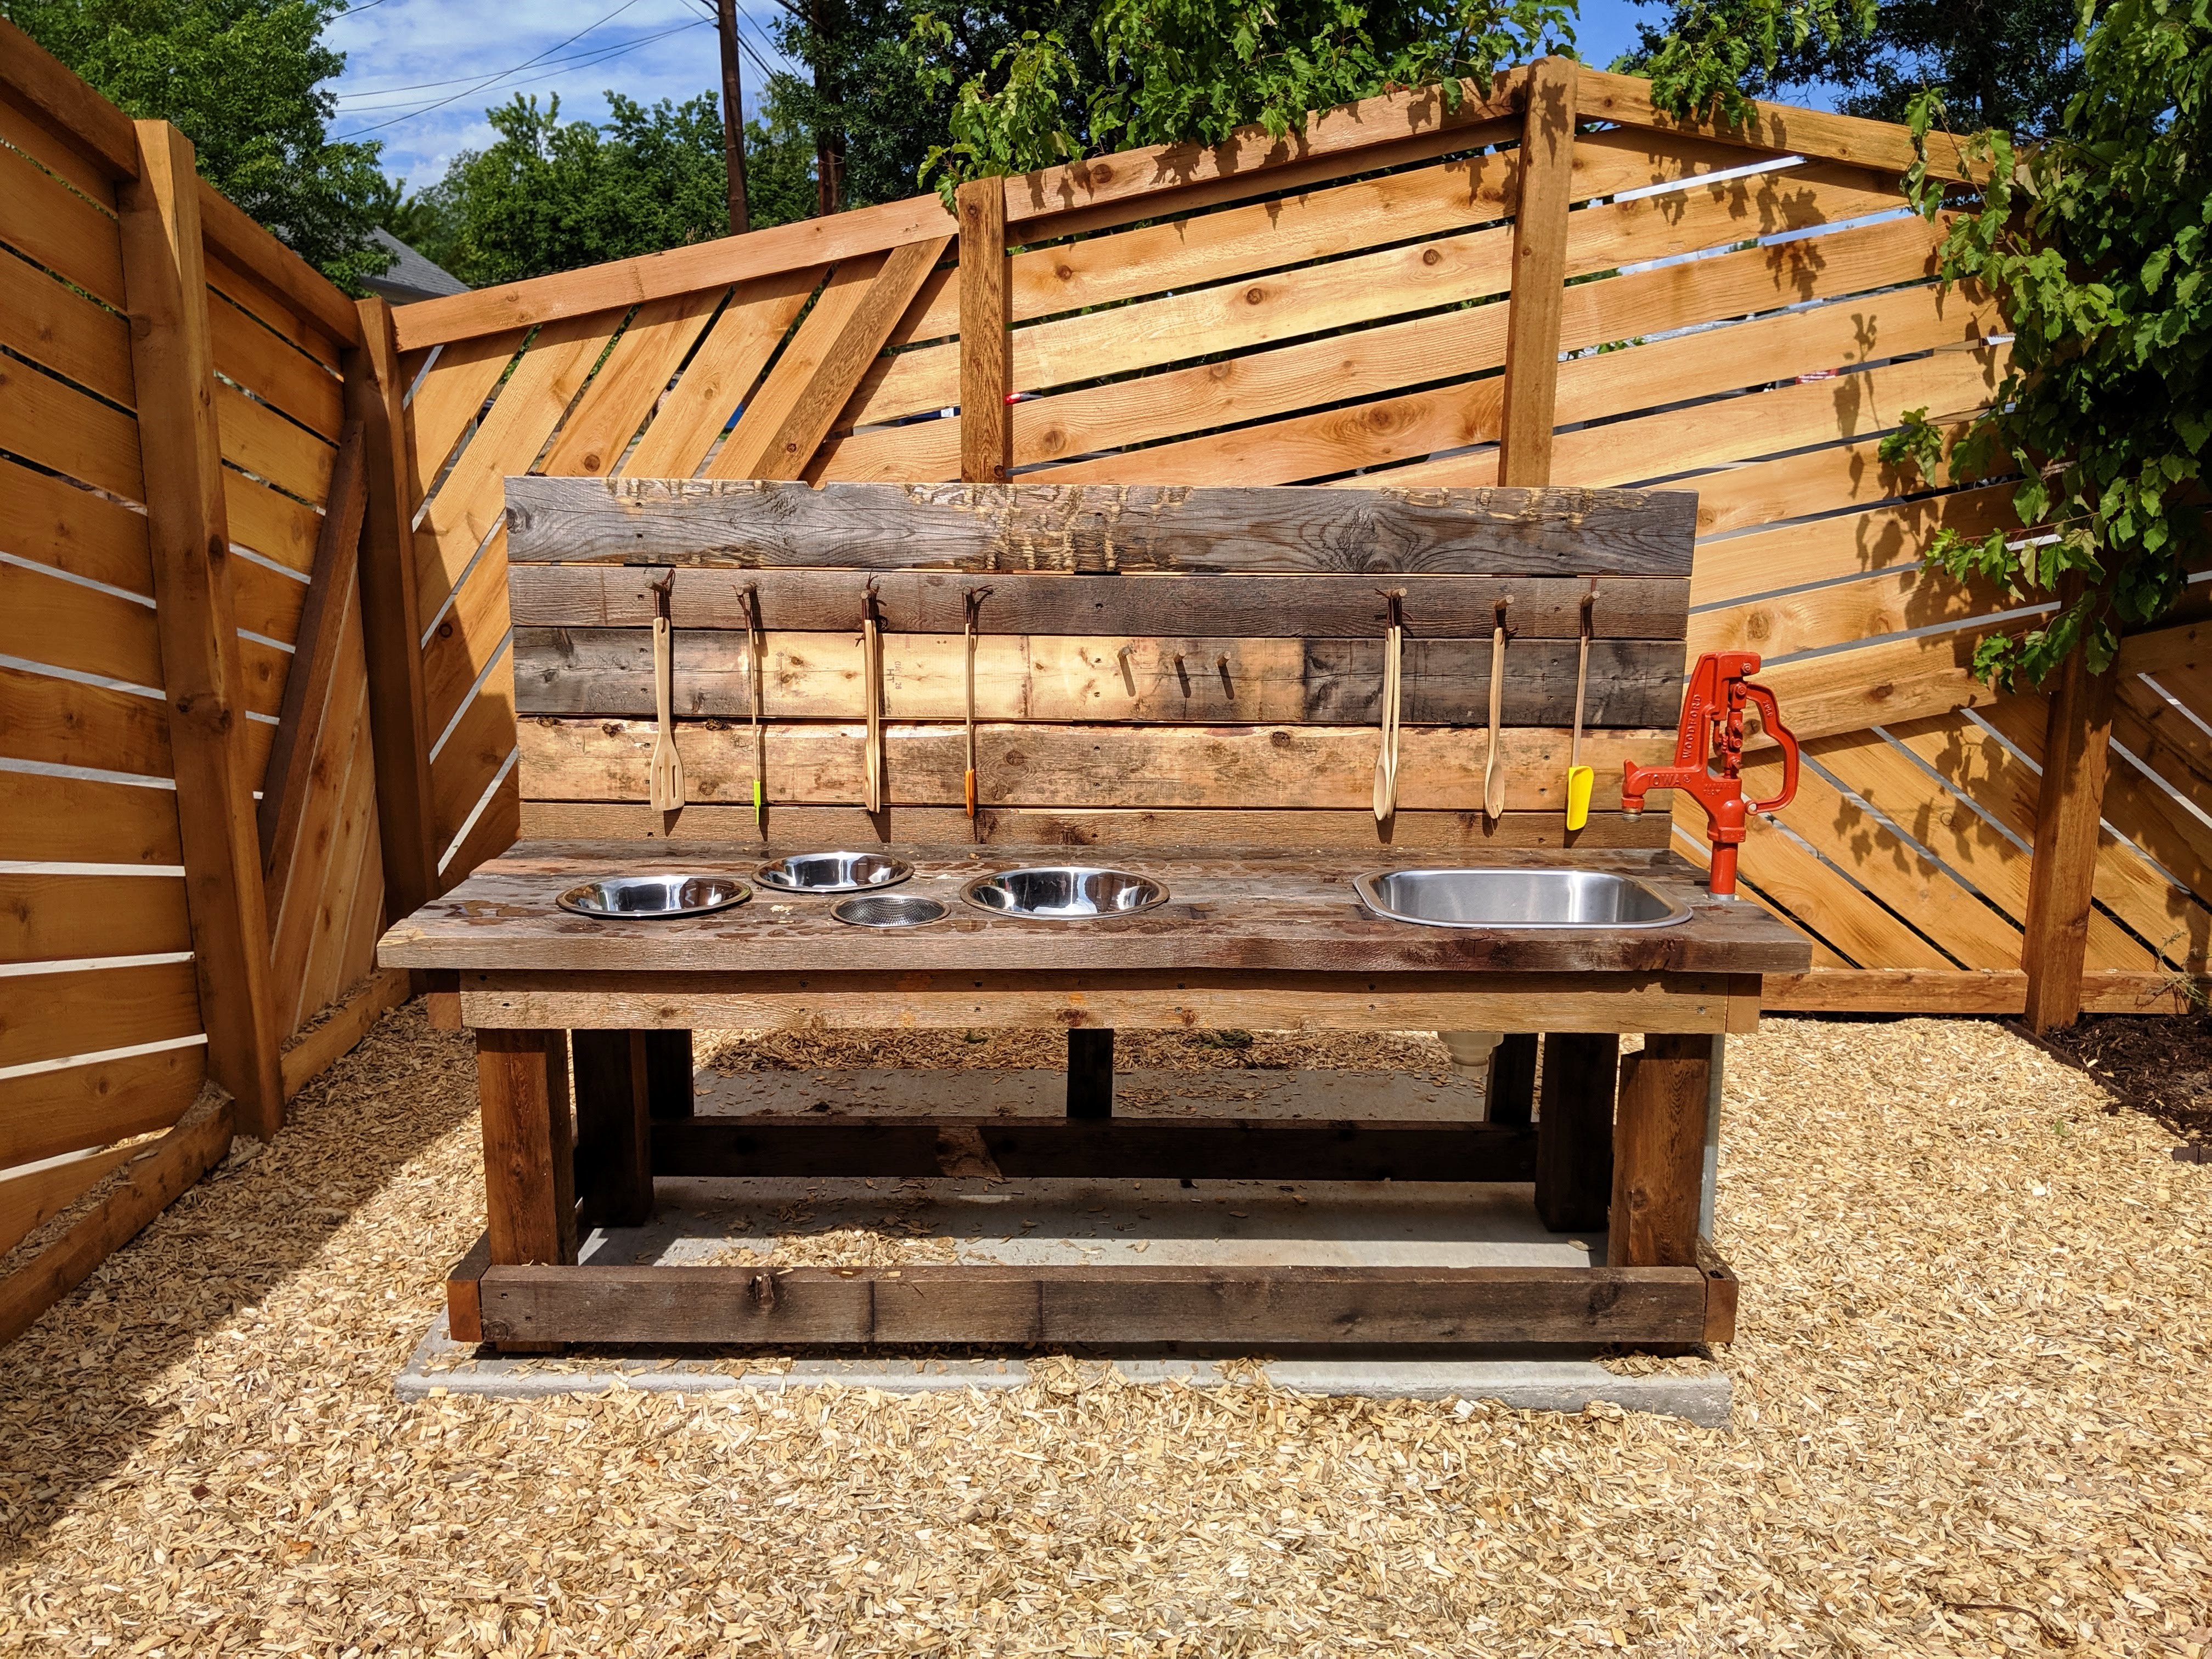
[
  {"xmin": 392, "ymin": 61, "xmax": 2208, "ymax": 1021},
  {"xmin": 0, "ymin": 25, "xmax": 415, "ymax": 1343}
]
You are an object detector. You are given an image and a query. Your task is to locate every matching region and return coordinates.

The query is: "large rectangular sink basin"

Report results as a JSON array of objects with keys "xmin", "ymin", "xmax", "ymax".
[{"xmin": 1352, "ymin": 868, "xmax": 1692, "ymax": 930}]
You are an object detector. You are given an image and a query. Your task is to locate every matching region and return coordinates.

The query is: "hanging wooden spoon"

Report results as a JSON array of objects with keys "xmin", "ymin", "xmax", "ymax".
[
  {"xmin": 1373, "ymin": 589, "xmax": 1404, "ymax": 823},
  {"xmin": 1482, "ymin": 596, "xmax": 1509, "ymax": 823},
  {"xmin": 647, "ymin": 571, "xmax": 685, "ymax": 814}
]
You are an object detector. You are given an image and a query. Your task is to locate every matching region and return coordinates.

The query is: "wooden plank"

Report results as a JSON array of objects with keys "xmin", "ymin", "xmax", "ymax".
[
  {"xmin": 390, "ymin": 194, "xmax": 955, "ymax": 353},
  {"xmin": 0, "ymin": 79, "xmax": 123, "ymax": 203},
  {"xmin": 256, "ymin": 423, "xmax": 366, "ymax": 892},
  {"xmin": 572, "ymin": 1029, "xmax": 653, "ymax": 1228},
  {"xmin": 1609, "ymin": 1032, "xmax": 1708, "ymax": 1268},
  {"xmin": 1690, "ymin": 484, "xmax": 2018, "ymax": 609},
  {"xmin": 517, "ymin": 799, "xmax": 1670, "ymax": 850},
  {"xmin": 0, "ymin": 1143, "xmax": 143, "ymax": 1259},
  {"xmin": 0, "ymin": 135, "xmax": 127, "ymax": 307},
  {"xmin": 0, "ymin": 769, "xmax": 181, "ymax": 865},
  {"xmin": 1485, "ymin": 1032, "xmax": 1538, "ymax": 1126},
  {"xmin": 516, "ymin": 718, "xmax": 1675, "ymax": 814},
  {"xmin": 504, "ymin": 478, "xmax": 1697, "ymax": 577},
  {"xmin": 413, "ymin": 311, "xmax": 616, "ymax": 617},
  {"xmin": 280, "ymin": 966, "xmax": 407, "ymax": 1099},
  {"xmin": 1692, "ymin": 433, "xmax": 1969, "ymax": 539},
  {"xmin": 2115, "ymin": 671, "xmax": 2212, "ymax": 804},
  {"xmin": 407, "ymin": 328, "xmax": 527, "ymax": 485},
  {"xmin": 1750, "ymin": 622, "xmax": 2019, "ymax": 743},
  {"xmin": 232, "ymin": 551, "xmax": 309, "ymax": 648},
  {"xmin": 2020, "ymin": 618, "xmax": 2118, "ymax": 1030},
  {"xmin": 202, "ymin": 246, "xmax": 342, "ymax": 375},
  {"xmin": 1498, "ymin": 57, "xmax": 1577, "ymax": 487},
  {"xmin": 654, "ymin": 1116, "xmax": 1536, "ymax": 1182},
  {"xmin": 0, "ymin": 342, "xmax": 142, "ymax": 504},
  {"xmin": 432, "ymin": 642, "xmax": 517, "ymax": 848},
  {"xmin": 0, "ymin": 872, "xmax": 191, "ymax": 964},
  {"xmin": 208, "ymin": 288, "xmax": 344, "ymax": 440},
  {"xmin": 0, "ymin": 558, "xmax": 163, "ymax": 690},
  {"xmin": 444, "ymin": 1233, "xmax": 490, "ymax": 1343},
  {"xmin": 0, "ymin": 663, "xmax": 171, "ymax": 777},
  {"xmin": 475, "ymin": 1260, "xmax": 1708, "ymax": 1348},
  {"xmin": 421, "ymin": 530, "xmax": 514, "ymax": 739},
  {"xmin": 1536, "ymin": 1032, "xmax": 1617, "ymax": 1233},
  {"xmin": 193, "ymin": 178, "xmax": 362, "ymax": 351},
  {"xmin": 957, "ymin": 177, "xmax": 1009, "ymax": 484},
  {"xmin": 348, "ymin": 298, "xmax": 442, "ymax": 918},
  {"xmin": 0, "ymin": 454, "xmax": 151, "ymax": 596},
  {"xmin": 537, "ymin": 290, "xmax": 726, "ymax": 480},
  {"xmin": 1728, "ymin": 809, "xmax": 1951, "ymax": 968},
  {"xmin": 0, "ymin": 1092, "xmax": 232, "ymax": 1351},
  {"xmin": 119, "ymin": 119, "xmax": 284, "ymax": 1138},
  {"xmin": 268, "ymin": 641, "xmax": 375, "ymax": 1024},
  {"xmin": 443, "ymin": 763, "xmax": 521, "ymax": 884},
  {"xmin": 475, "ymin": 1028, "xmax": 577, "ymax": 1267},
  {"xmin": 1762, "ymin": 966, "xmax": 2027, "ymax": 1013},
  {"xmin": 0, "ymin": 246, "xmax": 134, "ymax": 407},
  {"xmin": 1575, "ymin": 65, "xmax": 1978, "ymax": 183},
  {"xmin": 620, "ymin": 269, "xmax": 821, "ymax": 478},
  {"xmin": 1697, "ymin": 1239, "xmax": 1739, "ymax": 1346},
  {"xmin": 222, "ymin": 469, "xmax": 321, "ymax": 574},
  {"xmin": 645, "ymin": 1030, "xmax": 693, "ymax": 1119},
  {"xmin": 0, "ymin": 24, "xmax": 136, "ymax": 179},
  {"xmin": 511, "ymin": 629, "xmax": 1689, "ymax": 727},
  {"xmin": 0, "ymin": 960, "xmax": 202, "ymax": 1070},
  {"xmin": 510, "ymin": 566, "xmax": 1692, "ymax": 639}
]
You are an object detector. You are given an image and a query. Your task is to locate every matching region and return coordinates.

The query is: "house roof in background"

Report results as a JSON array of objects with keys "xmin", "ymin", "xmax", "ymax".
[{"xmin": 364, "ymin": 227, "xmax": 467, "ymax": 304}]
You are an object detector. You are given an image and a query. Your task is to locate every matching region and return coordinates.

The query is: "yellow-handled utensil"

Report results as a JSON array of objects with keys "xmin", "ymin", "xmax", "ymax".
[
  {"xmin": 1565, "ymin": 586, "xmax": 1595, "ymax": 832},
  {"xmin": 1482, "ymin": 596, "xmax": 1508, "ymax": 823},
  {"xmin": 647, "ymin": 572, "xmax": 685, "ymax": 815},
  {"xmin": 1372, "ymin": 589, "xmax": 1403, "ymax": 823}
]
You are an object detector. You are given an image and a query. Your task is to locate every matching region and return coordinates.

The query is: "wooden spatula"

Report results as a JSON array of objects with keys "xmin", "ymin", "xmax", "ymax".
[
  {"xmin": 648, "ymin": 611, "xmax": 685, "ymax": 813},
  {"xmin": 1373, "ymin": 590, "xmax": 1403, "ymax": 823}
]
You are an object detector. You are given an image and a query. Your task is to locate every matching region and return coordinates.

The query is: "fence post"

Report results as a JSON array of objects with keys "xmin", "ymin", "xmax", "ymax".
[
  {"xmin": 957, "ymin": 176, "xmax": 1012, "ymax": 485},
  {"xmin": 2021, "ymin": 611, "xmax": 2117, "ymax": 1031},
  {"xmin": 116, "ymin": 119, "xmax": 285, "ymax": 1138},
  {"xmin": 1496, "ymin": 55, "xmax": 1578, "ymax": 488},
  {"xmin": 348, "ymin": 296, "xmax": 442, "ymax": 916}
]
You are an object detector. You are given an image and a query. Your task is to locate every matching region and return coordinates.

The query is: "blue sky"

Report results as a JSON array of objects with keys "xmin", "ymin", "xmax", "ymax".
[{"xmin": 328, "ymin": 1, "xmax": 1683, "ymax": 192}]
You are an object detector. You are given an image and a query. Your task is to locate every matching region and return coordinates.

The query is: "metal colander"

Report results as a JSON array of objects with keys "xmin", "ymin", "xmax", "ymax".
[{"xmin": 830, "ymin": 892, "xmax": 949, "ymax": 928}]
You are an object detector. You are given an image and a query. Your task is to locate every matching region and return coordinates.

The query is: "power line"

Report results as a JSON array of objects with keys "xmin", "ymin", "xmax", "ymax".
[
  {"xmin": 337, "ymin": 20, "xmax": 706, "ymax": 109},
  {"xmin": 330, "ymin": 0, "xmax": 648, "ymax": 137},
  {"xmin": 337, "ymin": 17, "xmax": 691, "ymax": 99}
]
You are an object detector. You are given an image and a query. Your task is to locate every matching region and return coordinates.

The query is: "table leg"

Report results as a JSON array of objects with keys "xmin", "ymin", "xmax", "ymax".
[
  {"xmin": 573, "ymin": 1030, "xmax": 653, "ymax": 1228},
  {"xmin": 1536, "ymin": 1032, "xmax": 1617, "ymax": 1233},
  {"xmin": 644, "ymin": 1029, "xmax": 694, "ymax": 1118},
  {"xmin": 1485, "ymin": 1034, "xmax": 1538, "ymax": 1125},
  {"xmin": 1068, "ymin": 1028, "xmax": 1113, "ymax": 1119},
  {"xmin": 1609, "ymin": 1034, "xmax": 1709, "ymax": 1267},
  {"xmin": 476, "ymin": 1029, "xmax": 578, "ymax": 1268}
]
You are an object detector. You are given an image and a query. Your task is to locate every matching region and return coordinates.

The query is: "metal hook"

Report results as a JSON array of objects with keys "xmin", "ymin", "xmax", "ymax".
[
  {"xmin": 648, "ymin": 568, "xmax": 674, "ymax": 622},
  {"xmin": 1578, "ymin": 585, "xmax": 1596, "ymax": 642},
  {"xmin": 964, "ymin": 584, "xmax": 994, "ymax": 627},
  {"xmin": 1494, "ymin": 594, "xmax": 1513, "ymax": 636}
]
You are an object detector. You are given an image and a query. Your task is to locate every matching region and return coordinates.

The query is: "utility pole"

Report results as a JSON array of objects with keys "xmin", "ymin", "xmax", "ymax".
[
  {"xmin": 715, "ymin": 0, "xmax": 749, "ymax": 234},
  {"xmin": 810, "ymin": 0, "xmax": 840, "ymax": 216}
]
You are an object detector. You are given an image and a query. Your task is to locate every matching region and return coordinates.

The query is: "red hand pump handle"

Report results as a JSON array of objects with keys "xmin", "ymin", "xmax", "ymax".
[{"xmin": 1620, "ymin": 651, "xmax": 1800, "ymax": 896}]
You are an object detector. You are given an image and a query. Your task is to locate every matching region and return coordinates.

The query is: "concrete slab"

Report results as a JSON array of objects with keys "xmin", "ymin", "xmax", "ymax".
[{"xmin": 396, "ymin": 1315, "xmax": 1730, "ymax": 1425}]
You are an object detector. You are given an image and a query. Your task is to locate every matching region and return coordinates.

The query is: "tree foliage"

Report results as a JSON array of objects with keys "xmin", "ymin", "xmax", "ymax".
[
  {"xmin": 6, "ymin": 0, "xmax": 391, "ymax": 290},
  {"xmin": 1876, "ymin": 0, "xmax": 2209, "ymax": 689},
  {"xmin": 904, "ymin": 0, "xmax": 1574, "ymax": 199}
]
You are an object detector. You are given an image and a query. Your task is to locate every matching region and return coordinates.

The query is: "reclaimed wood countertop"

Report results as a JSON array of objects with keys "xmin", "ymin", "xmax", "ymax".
[{"xmin": 380, "ymin": 842, "xmax": 1812, "ymax": 977}]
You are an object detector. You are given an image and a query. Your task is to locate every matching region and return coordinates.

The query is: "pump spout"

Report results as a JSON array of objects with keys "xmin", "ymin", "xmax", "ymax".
[{"xmin": 1624, "ymin": 651, "xmax": 1799, "ymax": 896}]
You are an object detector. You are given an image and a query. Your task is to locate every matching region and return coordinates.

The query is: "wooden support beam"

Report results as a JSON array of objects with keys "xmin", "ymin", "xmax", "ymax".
[
  {"xmin": 571, "ymin": 1029, "xmax": 653, "ymax": 1228},
  {"xmin": 117, "ymin": 120, "xmax": 286, "ymax": 1141},
  {"xmin": 644, "ymin": 1029, "xmax": 695, "ymax": 1118},
  {"xmin": 347, "ymin": 298, "xmax": 442, "ymax": 916},
  {"xmin": 1485, "ymin": 1032, "xmax": 1539, "ymax": 1126},
  {"xmin": 1609, "ymin": 1033, "xmax": 1709, "ymax": 1268},
  {"xmin": 751, "ymin": 234, "xmax": 952, "ymax": 480},
  {"xmin": 2022, "ymin": 618, "xmax": 2118, "ymax": 1032},
  {"xmin": 957, "ymin": 177, "xmax": 1012, "ymax": 484},
  {"xmin": 475, "ymin": 1029, "xmax": 577, "ymax": 1267},
  {"xmin": 474, "ymin": 1261, "xmax": 1710, "ymax": 1347},
  {"xmin": 1496, "ymin": 55, "xmax": 1577, "ymax": 487},
  {"xmin": 1066, "ymin": 1028, "xmax": 1114, "ymax": 1119},
  {"xmin": 257, "ymin": 421, "xmax": 366, "ymax": 917},
  {"xmin": 280, "ymin": 966, "xmax": 409, "ymax": 1099},
  {"xmin": 652, "ymin": 1115, "xmax": 1537, "ymax": 1183},
  {"xmin": 1536, "ymin": 1032, "xmax": 1616, "ymax": 1233}
]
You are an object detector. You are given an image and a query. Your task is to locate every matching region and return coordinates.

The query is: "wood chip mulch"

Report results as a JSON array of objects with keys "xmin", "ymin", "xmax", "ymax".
[
  {"xmin": 2033, "ymin": 1011, "xmax": 2212, "ymax": 1153},
  {"xmin": 1, "ymin": 1005, "xmax": 2206, "ymax": 1657}
]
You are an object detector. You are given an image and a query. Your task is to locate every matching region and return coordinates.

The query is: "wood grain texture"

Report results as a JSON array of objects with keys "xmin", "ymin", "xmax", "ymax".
[
  {"xmin": 509, "ymin": 565, "xmax": 1692, "ymax": 639},
  {"xmin": 2022, "ymin": 624, "xmax": 2118, "ymax": 1031},
  {"xmin": 279, "ymin": 966, "xmax": 407, "ymax": 1099},
  {"xmin": 472, "ymin": 1260, "xmax": 1709, "ymax": 1347},
  {"xmin": 0, "ymin": 132, "xmax": 128, "ymax": 307},
  {"xmin": 620, "ymin": 268, "xmax": 821, "ymax": 478},
  {"xmin": 957, "ymin": 177, "xmax": 1008, "ymax": 484},
  {"xmin": 0, "ymin": 961, "xmax": 202, "ymax": 1070},
  {"xmin": 1497, "ymin": 56, "xmax": 1576, "ymax": 487},
  {"xmin": 119, "ymin": 118, "xmax": 284, "ymax": 1138},
  {"xmin": 1536, "ymin": 1031, "xmax": 1617, "ymax": 1233},
  {"xmin": 0, "ymin": 872, "xmax": 192, "ymax": 964},
  {"xmin": 1609, "ymin": 1031, "xmax": 1709, "ymax": 1268},
  {"xmin": 571, "ymin": 1028, "xmax": 653, "ymax": 1228},
  {"xmin": 382, "ymin": 843, "xmax": 1809, "ymax": 977},
  {"xmin": 654, "ymin": 1116, "xmax": 1537, "ymax": 1183},
  {"xmin": 504, "ymin": 478, "xmax": 1697, "ymax": 576},
  {"xmin": 0, "ymin": 768, "xmax": 182, "ymax": 865},
  {"xmin": 0, "ymin": 453, "xmax": 153, "ymax": 597},
  {"xmin": 510, "ymin": 628, "xmax": 1688, "ymax": 727},
  {"xmin": 0, "ymin": 245, "xmax": 135, "ymax": 408},
  {"xmin": 475, "ymin": 1028, "xmax": 577, "ymax": 1267}
]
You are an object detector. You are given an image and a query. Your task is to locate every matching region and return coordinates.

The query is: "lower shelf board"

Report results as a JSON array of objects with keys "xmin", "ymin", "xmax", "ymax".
[{"xmin": 447, "ymin": 1248, "xmax": 1729, "ymax": 1349}]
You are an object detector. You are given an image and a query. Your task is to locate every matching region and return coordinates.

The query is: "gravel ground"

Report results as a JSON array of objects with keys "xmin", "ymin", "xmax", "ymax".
[{"xmin": 0, "ymin": 1006, "xmax": 2206, "ymax": 1657}]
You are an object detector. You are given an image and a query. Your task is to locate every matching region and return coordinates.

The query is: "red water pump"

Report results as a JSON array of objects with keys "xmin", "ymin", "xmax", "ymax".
[{"xmin": 1622, "ymin": 651, "xmax": 1801, "ymax": 898}]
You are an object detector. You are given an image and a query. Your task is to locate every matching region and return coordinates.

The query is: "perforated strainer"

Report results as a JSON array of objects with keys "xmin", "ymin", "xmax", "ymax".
[{"xmin": 830, "ymin": 892, "xmax": 949, "ymax": 928}]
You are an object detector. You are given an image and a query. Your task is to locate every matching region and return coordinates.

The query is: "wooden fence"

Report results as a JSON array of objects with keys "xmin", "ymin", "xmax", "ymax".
[
  {"xmin": 1, "ymin": 32, "xmax": 2207, "ymax": 1339},
  {"xmin": 0, "ymin": 25, "xmax": 426, "ymax": 1338}
]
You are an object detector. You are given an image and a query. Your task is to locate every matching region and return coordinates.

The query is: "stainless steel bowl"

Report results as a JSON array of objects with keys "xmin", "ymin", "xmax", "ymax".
[
  {"xmin": 831, "ymin": 892, "xmax": 949, "ymax": 928},
  {"xmin": 754, "ymin": 850, "xmax": 913, "ymax": 894},
  {"xmin": 556, "ymin": 874, "xmax": 751, "ymax": 919},
  {"xmin": 1352, "ymin": 868, "xmax": 1690, "ymax": 929},
  {"xmin": 961, "ymin": 866, "xmax": 1168, "ymax": 919}
]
